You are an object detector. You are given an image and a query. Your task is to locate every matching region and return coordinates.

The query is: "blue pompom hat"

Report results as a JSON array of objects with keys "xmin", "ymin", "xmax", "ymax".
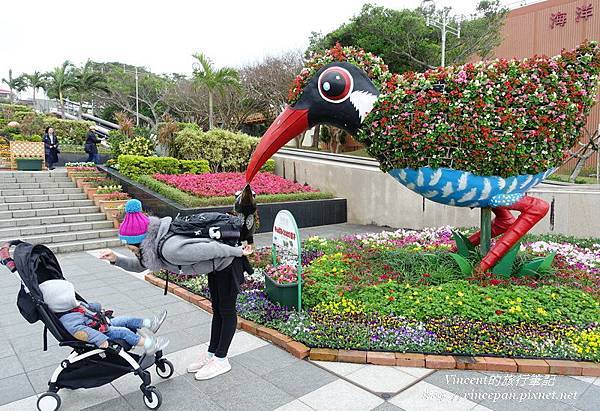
[{"xmin": 118, "ymin": 199, "xmax": 150, "ymax": 245}]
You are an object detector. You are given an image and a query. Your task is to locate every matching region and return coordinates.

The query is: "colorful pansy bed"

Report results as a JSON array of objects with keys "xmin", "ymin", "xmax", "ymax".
[{"xmin": 150, "ymin": 226, "xmax": 600, "ymax": 372}]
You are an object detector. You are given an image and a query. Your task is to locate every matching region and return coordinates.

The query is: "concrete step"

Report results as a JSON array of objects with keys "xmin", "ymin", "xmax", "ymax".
[
  {"xmin": 0, "ymin": 187, "xmax": 82, "ymax": 196},
  {"xmin": 0, "ymin": 193, "xmax": 87, "ymax": 204},
  {"xmin": 0, "ymin": 212, "xmax": 107, "ymax": 228},
  {"xmin": 0, "ymin": 220, "xmax": 115, "ymax": 238},
  {"xmin": 0, "ymin": 205, "xmax": 99, "ymax": 220},
  {"xmin": 0, "ymin": 228, "xmax": 119, "ymax": 246},
  {"xmin": 0, "ymin": 199, "xmax": 94, "ymax": 211},
  {"xmin": 0, "ymin": 170, "xmax": 68, "ymax": 177},
  {"xmin": 0, "ymin": 176, "xmax": 72, "ymax": 183},
  {"xmin": 0, "ymin": 181, "xmax": 76, "ymax": 190},
  {"xmin": 48, "ymin": 237, "xmax": 123, "ymax": 254}
]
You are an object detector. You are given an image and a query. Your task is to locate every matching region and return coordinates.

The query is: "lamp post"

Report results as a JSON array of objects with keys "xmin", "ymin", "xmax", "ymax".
[
  {"xmin": 421, "ymin": 1, "xmax": 461, "ymax": 67},
  {"xmin": 135, "ymin": 66, "xmax": 140, "ymax": 127}
]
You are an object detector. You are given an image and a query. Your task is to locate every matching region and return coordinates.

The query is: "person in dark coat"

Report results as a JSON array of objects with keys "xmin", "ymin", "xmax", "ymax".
[
  {"xmin": 42, "ymin": 127, "xmax": 59, "ymax": 170},
  {"xmin": 84, "ymin": 125, "xmax": 102, "ymax": 164}
]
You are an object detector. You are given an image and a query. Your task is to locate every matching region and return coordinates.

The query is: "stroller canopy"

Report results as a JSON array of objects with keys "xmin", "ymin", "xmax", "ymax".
[{"xmin": 13, "ymin": 241, "xmax": 65, "ymax": 301}]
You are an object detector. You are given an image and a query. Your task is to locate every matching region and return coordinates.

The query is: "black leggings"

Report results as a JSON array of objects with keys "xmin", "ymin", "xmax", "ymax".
[{"xmin": 207, "ymin": 265, "xmax": 239, "ymax": 358}]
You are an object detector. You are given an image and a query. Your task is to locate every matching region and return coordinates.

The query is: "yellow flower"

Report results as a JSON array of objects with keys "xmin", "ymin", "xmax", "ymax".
[
  {"xmin": 516, "ymin": 297, "xmax": 522, "ymax": 303},
  {"xmin": 457, "ymin": 301, "xmax": 463, "ymax": 305},
  {"xmin": 457, "ymin": 292, "xmax": 464, "ymax": 297}
]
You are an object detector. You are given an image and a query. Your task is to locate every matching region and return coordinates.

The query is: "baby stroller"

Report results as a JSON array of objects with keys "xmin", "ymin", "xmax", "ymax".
[{"xmin": 1, "ymin": 241, "xmax": 174, "ymax": 411}]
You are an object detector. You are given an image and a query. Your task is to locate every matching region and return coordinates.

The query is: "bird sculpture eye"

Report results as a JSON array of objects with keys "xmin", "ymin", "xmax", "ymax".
[{"xmin": 318, "ymin": 67, "xmax": 353, "ymax": 103}]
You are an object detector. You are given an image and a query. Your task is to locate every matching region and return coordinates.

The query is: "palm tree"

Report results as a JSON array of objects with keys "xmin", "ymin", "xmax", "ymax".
[
  {"xmin": 46, "ymin": 61, "xmax": 76, "ymax": 117},
  {"xmin": 2, "ymin": 69, "xmax": 26, "ymax": 102},
  {"xmin": 73, "ymin": 61, "xmax": 109, "ymax": 118},
  {"xmin": 23, "ymin": 71, "xmax": 48, "ymax": 107},
  {"xmin": 192, "ymin": 53, "xmax": 240, "ymax": 129}
]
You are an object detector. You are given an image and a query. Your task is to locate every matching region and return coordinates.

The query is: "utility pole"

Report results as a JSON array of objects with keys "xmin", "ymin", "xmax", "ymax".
[
  {"xmin": 423, "ymin": 2, "xmax": 461, "ymax": 67},
  {"xmin": 135, "ymin": 66, "xmax": 140, "ymax": 126}
]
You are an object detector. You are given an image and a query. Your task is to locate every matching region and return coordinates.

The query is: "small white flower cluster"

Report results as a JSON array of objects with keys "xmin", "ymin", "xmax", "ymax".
[{"xmin": 524, "ymin": 241, "xmax": 600, "ymax": 270}]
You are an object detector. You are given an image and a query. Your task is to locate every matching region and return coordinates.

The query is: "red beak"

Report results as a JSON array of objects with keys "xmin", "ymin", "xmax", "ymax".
[{"xmin": 246, "ymin": 106, "xmax": 309, "ymax": 183}]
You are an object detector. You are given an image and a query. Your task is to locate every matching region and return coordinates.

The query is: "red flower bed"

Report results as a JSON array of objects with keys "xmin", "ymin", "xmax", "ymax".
[{"xmin": 153, "ymin": 172, "xmax": 317, "ymax": 197}]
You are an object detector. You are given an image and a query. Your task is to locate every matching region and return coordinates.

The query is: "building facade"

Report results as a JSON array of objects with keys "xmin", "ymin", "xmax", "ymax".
[{"xmin": 492, "ymin": 0, "xmax": 599, "ymax": 175}]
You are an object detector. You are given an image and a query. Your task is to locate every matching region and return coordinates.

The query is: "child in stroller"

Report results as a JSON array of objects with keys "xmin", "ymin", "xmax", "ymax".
[
  {"xmin": 39, "ymin": 279, "xmax": 169, "ymax": 353},
  {"xmin": 1, "ymin": 240, "xmax": 175, "ymax": 411}
]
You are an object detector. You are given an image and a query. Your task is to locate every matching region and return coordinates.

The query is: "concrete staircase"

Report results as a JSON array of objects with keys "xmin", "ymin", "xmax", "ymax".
[{"xmin": 0, "ymin": 170, "xmax": 121, "ymax": 253}]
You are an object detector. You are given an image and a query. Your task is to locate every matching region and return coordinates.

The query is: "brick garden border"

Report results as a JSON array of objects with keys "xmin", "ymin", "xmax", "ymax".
[{"xmin": 145, "ymin": 273, "xmax": 600, "ymax": 377}]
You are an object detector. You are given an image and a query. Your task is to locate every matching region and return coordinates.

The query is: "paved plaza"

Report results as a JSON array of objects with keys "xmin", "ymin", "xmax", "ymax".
[{"xmin": 0, "ymin": 225, "xmax": 598, "ymax": 411}]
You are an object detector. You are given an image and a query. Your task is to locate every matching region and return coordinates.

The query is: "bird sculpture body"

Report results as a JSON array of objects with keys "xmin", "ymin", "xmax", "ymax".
[{"xmin": 246, "ymin": 42, "xmax": 600, "ymax": 271}]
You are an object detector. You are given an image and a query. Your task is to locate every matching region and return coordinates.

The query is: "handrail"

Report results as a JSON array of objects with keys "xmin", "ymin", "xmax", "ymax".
[{"xmin": 277, "ymin": 148, "xmax": 380, "ymax": 169}]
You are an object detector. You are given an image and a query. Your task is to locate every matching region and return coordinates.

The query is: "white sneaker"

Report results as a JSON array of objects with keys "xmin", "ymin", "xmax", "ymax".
[
  {"xmin": 194, "ymin": 357, "xmax": 231, "ymax": 380},
  {"xmin": 186, "ymin": 351, "xmax": 213, "ymax": 373}
]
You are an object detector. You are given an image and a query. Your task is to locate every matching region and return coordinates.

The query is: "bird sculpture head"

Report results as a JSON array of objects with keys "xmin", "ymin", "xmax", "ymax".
[{"xmin": 245, "ymin": 61, "xmax": 380, "ymax": 182}]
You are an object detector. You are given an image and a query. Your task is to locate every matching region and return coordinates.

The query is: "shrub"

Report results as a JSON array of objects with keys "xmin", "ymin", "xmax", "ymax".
[
  {"xmin": 173, "ymin": 126, "xmax": 259, "ymax": 172},
  {"xmin": 42, "ymin": 117, "xmax": 93, "ymax": 145},
  {"xmin": 107, "ymin": 130, "xmax": 127, "ymax": 158},
  {"xmin": 117, "ymin": 155, "xmax": 209, "ymax": 177},
  {"xmin": 10, "ymin": 134, "xmax": 42, "ymax": 142},
  {"xmin": 60, "ymin": 144, "xmax": 110, "ymax": 155},
  {"xmin": 262, "ymin": 159, "xmax": 276, "ymax": 173},
  {"xmin": 118, "ymin": 135, "xmax": 155, "ymax": 157}
]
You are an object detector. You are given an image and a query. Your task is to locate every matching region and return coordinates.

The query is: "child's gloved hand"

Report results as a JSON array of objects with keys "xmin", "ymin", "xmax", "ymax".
[{"xmin": 0, "ymin": 244, "xmax": 16, "ymax": 272}]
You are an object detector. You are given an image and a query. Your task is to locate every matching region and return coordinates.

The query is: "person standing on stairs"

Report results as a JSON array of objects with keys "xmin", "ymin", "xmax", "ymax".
[
  {"xmin": 84, "ymin": 125, "xmax": 102, "ymax": 164},
  {"xmin": 43, "ymin": 127, "xmax": 59, "ymax": 170}
]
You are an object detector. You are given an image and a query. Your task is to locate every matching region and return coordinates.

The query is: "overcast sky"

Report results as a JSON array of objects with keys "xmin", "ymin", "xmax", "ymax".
[{"xmin": 2, "ymin": 0, "xmax": 520, "ymax": 96}]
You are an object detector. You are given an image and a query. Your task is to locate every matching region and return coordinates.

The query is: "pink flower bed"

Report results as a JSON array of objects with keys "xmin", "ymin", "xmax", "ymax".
[{"xmin": 153, "ymin": 172, "xmax": 317, "ymax": 197}]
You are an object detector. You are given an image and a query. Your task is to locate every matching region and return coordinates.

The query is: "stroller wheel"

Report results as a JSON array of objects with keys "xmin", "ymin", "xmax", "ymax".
[
  {"xmin": 143, "ymin": 386, "xmax": 162, "ymax": 410},
  {"xmin": 37, "ymin": 392, "xmax": 61, "ymax": 411},
  {"xmin": 156, "ymin": 358, "xmax": 174, "ymax": 379}
]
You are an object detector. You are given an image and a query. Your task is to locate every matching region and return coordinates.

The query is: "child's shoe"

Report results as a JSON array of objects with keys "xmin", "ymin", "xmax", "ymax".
[
  {"xmin": 194, "ymin": 357, "xmax": 231, "ymax": 380},
  {"xmin": 187, "ymin": 350, "xmax": 213, "ymax": 373},
  {"xmin": 146, "ymin": 310, "xmax": 168, "ymax": 333},
  {"xmin": 143, "ymin": 335, "xmax": 169, "ymax": 355}
]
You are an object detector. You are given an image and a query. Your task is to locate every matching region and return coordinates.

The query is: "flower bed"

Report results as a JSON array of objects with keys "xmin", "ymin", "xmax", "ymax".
[
  {"xmin": 154, "ymin": 172, "xmax": 316, "ymax": 197},
  {"xmin": 140, "ymin": 172, "xmax": 332, "ymax": 208},
  {"xmin": 155, "ymin": 227, "xmax": 600, "ymax": 363}
]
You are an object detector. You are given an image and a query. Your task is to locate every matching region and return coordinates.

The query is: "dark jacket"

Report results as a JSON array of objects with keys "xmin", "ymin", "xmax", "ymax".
[
  {"xmin": 43, "ymin": 133, "xmax": 59, "ymax": 163},
  {"xmin": 84, "ymin": 131, "xmax": 101, "ymax": 154},
  {"xmin": 114, "ymin": 216, "xmax": 244, "ymax": 275}
]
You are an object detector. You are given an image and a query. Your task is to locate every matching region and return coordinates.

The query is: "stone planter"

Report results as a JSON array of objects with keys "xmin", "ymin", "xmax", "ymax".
[
  {"xmin": 93, "ymin": 193, "xmax": 119, "ymax": 206},
  {"xmin": 105, "ymin": 208, "xmax": 123, "ymax": 229},
  {"xmin": 85, "ymin": 187, "xmax": 98, "ymax": 199},
  {"xmin": 98, "ymin": 200, "xmax": 128, "ymax": 213}
]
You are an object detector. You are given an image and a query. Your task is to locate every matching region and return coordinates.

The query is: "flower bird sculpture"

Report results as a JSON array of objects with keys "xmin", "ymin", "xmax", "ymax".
[{"xmin": 246, "ymin": 42, "xmax": 600, "ymax": 272}]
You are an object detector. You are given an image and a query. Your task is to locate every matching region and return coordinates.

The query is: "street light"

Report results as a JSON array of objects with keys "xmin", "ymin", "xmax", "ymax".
[
  {"xmin": 421, "ymin": 0, "xmax": 461, "ymax": 67},
  {"xmin": 135, "ymin": 66, "xmax": 139, "ymax": 126}
]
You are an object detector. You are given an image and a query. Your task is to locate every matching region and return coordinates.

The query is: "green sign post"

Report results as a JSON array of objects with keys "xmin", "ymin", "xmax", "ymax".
[{"xmin": 272, "ymin": 210, "xmax": 302, "ymax": 311}]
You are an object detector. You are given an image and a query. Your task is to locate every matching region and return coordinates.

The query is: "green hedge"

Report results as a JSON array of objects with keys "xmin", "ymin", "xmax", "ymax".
[
  {"xmin": 136, "ymin": 175, "xmax": 333, "ymax": 207},
  {"xmin": 61, "ymin": 144, "xmax": 111, "ymax": 155},
  {"xmin": 118, "ymin": 155, "xmax": 209, "ymax": 177},
  {"xmin": 0, "ymin": 107, "xmax": 93, "ymax": 144},
  {"xmin": 173, "ymin": 126, "xmax": 260, "ymax": 172}
]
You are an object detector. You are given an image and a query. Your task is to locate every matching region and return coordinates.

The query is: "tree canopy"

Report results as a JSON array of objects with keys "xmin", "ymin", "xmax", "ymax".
[{"xmin": 307, "ymin": 1, "xmax": 507, "ymax": 73}]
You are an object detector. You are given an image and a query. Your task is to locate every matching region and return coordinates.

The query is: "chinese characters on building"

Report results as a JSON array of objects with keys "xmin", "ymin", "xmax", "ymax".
[{"xmin": 550, "ymin": 3, "xmax": 593, "ymax": 28}]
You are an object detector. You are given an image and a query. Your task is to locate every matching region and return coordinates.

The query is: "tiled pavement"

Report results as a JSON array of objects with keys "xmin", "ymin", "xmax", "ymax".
[{"xmin": 0, "ymin": 225, "xmax": 599, "ymax": 410}]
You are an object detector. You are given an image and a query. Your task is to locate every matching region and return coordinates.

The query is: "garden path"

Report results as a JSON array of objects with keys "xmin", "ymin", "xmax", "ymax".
[{"xmin": 0, "ymin": 224, "xmax": 598, "ymax": 411}]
